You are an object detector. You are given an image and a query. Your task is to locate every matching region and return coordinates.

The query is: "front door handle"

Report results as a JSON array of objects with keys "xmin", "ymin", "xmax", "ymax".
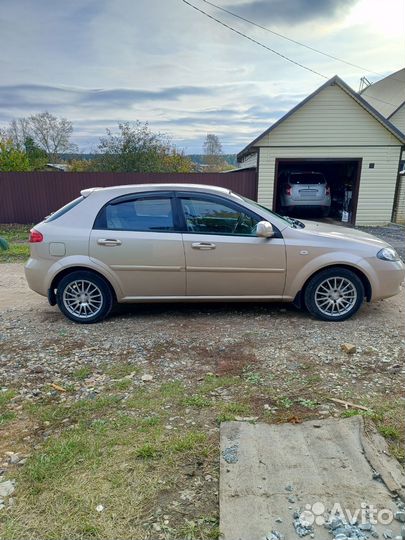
[
  {"xmin": 191, "ymin": 242, "xmax": 216, "ymax": 250},
  {"xmin": 97, "ymin": 238, "xmax": 122, "ymax": 247}
]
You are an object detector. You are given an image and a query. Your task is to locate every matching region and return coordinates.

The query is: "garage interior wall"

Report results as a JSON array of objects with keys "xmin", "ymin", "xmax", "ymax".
[
  {"xmin": 393, "ymin": 175, "xmax": 405, "ymax": 223},
  {"xmin": 257, "ymin": 146, "xmax": 401, "ymax": 225}
]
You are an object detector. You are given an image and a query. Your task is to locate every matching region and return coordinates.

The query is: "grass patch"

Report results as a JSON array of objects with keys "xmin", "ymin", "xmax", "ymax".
[
  {"xmin": 72, "ymin": 366, "xmax": 93, "ymax": 380},
  {"xmin": 183, "ymin": 395, "xmax": 212, "ymax": 408},
  {"xmin": 0, "ymin": 389, "xmax": 16, "ymax": 407},
  {"xmin": 0, "ymin": 390, "xmax": 17, "ymax": 426},
  {"xmin": 103, "ymin": 362, "xmax": 140, "ymax": 379},
  {"xmin": 0, "ymin": 411, "xmax": 17, "ymax": 425},
  {"xmin": 135, "ymin": 443, "xmax": 160, "ymax": 459},
  {"xmin": 0, "ymin": 224, "xmax": 30, "ymax": 262},
  {"xmin": 200, "ymin": 374, "xmax": 241, "ymax": 394},
  {"xmin": 26, "ymin": 395, "xmax": 122, "ymax": 426},
  {"xmin": 378, "ymin": 425, "xmax": 400, "ymax": 440},
  {"xmin": 169, "ymin": 431, "xmax": 207, "ymax": 453},
  {"xmin": 159, "ymin": 380, "xmax": 185, "ymax": 398},
  {"xmin": 111, "ymin": 379, "xmax": 132, "ymax": 391},
  {"xmin": 23, "ymin": 431, "xmax": 103, "ymax": 485}
]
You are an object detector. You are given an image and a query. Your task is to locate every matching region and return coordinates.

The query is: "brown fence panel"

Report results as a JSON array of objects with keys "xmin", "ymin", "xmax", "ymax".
[{"xmin": 0, "ymin": 171, "xmax": 257, "ymax": 224}]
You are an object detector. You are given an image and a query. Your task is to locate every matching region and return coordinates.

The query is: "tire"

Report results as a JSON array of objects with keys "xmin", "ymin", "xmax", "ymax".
[
  {"xmin": 321, "ymin": 207, "xmax": 330, "ymax": 218},
  {"xmin": 56, "ymin": 271, "xmax": 114, "ymax": 324},
  {"xmin": 304, "ymin": 267, "xmax": 365, "ymax": 322}
]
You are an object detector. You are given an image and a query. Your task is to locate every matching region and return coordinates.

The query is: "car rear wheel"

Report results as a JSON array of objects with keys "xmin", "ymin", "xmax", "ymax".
[
  {"xmin": 304, "ymin": 268, "xmax": 365, "ymax": 321},
  {"xmin": 56, "ymin": 271, "xmax": 114, "ymax": 324}
]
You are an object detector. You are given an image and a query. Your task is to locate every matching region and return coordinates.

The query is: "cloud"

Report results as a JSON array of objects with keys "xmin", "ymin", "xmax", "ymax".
[
  {"xmin": 228, "ymin": 0, "xmax": 357, "ymax": 24},
  {"xmin": 0, "ymin": 82, "xmax": 294, "ymax": 152},
  {"xmin": 0, "ymin": 84, "xmax": 215, "ymax": 112}
]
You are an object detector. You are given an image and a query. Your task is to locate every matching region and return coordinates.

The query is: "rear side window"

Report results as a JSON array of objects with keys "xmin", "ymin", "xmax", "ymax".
[
  {"xmin": 45, "ymin": 196, "xmax": 85, "ymax": 222},
  {"xmin": 97, "ymin": 197, "xmax": 175, "ymax": 231},
  {"xmin": 289, "ymin": 173, "xmax": 326, "ymax": 184}
]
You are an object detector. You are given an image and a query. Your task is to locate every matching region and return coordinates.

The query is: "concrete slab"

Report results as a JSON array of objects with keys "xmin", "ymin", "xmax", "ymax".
[{"xmin": 220, "ymin": 417, "xmax": 405, "ymax": 540}]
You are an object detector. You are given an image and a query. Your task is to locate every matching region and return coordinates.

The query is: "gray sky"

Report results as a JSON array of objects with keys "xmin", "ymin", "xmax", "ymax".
[{"xmin": 0, "ymin": 0, "xmax": 403, "ymax": 153}]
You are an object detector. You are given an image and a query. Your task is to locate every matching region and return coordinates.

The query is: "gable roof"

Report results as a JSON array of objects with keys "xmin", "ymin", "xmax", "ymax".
[
  {"xmin": 237, "ymin": 75, "xmax": 405, "ymax": 161},
  {"xmin": 361, "ymin": 68, "xmax": 405, "ymax": 118},
  {"xmin": 388, "ymin": 100, "xmax": 405, "ymax": 121}
]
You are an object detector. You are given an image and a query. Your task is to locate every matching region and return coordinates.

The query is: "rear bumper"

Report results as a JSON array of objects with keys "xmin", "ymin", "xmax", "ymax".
[
  {"xmin": 25, "ymin": 258, "xmax": 56, "ymax": 297},
  {"xmin": 285, "ymin": 202, "xmax": 331, "ymax": 208}
]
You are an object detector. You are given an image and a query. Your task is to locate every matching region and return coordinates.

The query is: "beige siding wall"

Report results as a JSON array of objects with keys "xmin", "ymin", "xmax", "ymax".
[
  {"xmin": 257, "ymin": 84, "xmax": 399, "ymax": 147},
  {"xmin": 257, "ymin": 146, "xmax": 401, "ymax": 225},
  {"xmin": 238, "ymin": 152, "xmax": 258, "ymax": 169},
  {"xmin": 254, "ymin": 82, "xmax": 403, "ymax": 225},
  {"xmin": 389, "ymin": 104, "xmax": 405, "ymax": 135}
]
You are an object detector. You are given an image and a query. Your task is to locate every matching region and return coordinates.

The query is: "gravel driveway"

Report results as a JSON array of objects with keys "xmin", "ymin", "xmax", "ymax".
[{"xmin": 0, "ymin": 225, "xmax": 404, "ymax": 539}]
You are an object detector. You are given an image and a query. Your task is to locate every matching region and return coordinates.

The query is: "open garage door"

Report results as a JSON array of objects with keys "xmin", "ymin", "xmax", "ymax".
[{"xmin": 274, "ymin": 158, "xmax": 362, "ymax": 225}]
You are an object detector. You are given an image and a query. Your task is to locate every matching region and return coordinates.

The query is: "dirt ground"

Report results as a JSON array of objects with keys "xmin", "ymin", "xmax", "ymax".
[
  {"xmin": 0, "ymin": 264, "xmax": 40, "ymax": 310},
  {"xmin": 0, "ymin": 261, "xmax": 404, "ymax": 539}
]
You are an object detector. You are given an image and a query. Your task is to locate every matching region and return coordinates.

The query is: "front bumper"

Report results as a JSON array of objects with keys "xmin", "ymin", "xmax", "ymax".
[{"xmin": 368, "ymin": 258, "xmax": 405, "ymax": 301}]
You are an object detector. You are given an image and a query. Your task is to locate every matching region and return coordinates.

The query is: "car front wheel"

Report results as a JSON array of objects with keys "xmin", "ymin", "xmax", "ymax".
[
  {"xmin": 304, "ymin": 268, "xmax": 365, "ymax": 321},
  {"xmin": 56, "ymin": 271, "xmax": 114, "ymax": 324}
]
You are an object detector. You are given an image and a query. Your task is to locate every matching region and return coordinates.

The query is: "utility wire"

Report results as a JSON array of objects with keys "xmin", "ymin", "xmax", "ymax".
[
  {"xmin": 199, "ymin": 0, "xmax": 400, "ymax": 81},
  {"xmin": 182, "ymin": 0, "xmax": 328, "ymax": 79},
  {"xmin": 182, "ymin": 0, "xmax": 402, "ymax": 109}
]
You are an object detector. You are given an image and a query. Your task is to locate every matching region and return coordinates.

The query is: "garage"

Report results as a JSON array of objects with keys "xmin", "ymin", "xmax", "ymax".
[
  {"xmin": 237, "ymin": 75, "xmax": 405, "ymax": 226},
  {"xmin": 274, "ymin": 158, "xmax": 362, "ymax": 224}
]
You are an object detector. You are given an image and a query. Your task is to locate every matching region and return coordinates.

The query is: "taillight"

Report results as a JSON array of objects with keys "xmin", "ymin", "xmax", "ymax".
[
  {"xmin": 326, "ymin": 185, "xmax": 331, "ymax": 196},
  {"xmin": 29, "ymin": 229, "xmax": 43, "ymax": 243},
  {"xmin": 285, "ymin": 185, "xmax": 292, "ymax": 196}
]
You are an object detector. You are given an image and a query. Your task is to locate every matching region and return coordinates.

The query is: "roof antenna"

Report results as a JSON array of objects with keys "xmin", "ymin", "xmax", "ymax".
[{"xmin": 359, "ymin": 76, "xmax": 371, "ymax": 93}]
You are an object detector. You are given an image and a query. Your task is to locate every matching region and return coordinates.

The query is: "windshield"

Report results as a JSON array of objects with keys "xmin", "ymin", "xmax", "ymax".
[{"xmin": 238, "ymin": 195, "xmax": 304, "ymax": 228}]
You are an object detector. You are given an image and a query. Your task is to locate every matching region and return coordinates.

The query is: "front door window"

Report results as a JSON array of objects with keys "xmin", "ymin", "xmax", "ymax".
[{"xmin": 180, "ymin": 197, "xmax": 259, "ymax": 235}]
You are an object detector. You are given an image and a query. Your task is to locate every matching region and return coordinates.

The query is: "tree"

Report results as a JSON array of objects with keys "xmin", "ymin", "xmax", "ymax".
[
  {"xmin": 202, "ymin": 133, "xmax": 227, "ymax": 172},
  {"xmin": 68, "ymin": 158, "xmax": 94, "ymax": 172},
  {"xmin": 93, "ymin": 121, "xmax": 195, "ymax": 173},
  {"xmin": 6, "ymin": 113, "xmax": 76, "ymax": 161},
  {"xmin": 24, "ymin": 137, "xmax": 48, "ymax": 170},
  {"xmin": 28, "ymin": 112, "xmax": 77, "ymax": 160},
  {"xmin": 8, "ymin": 118, "xmax": 31, "ymax": 150},
  {"xmin": 0, "ymin": 138, "xmax": 31, "ymax": 171}
]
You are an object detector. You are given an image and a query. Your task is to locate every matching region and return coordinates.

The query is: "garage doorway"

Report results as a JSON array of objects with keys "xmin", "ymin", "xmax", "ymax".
[{"xmin": 273, "ymin": 158, "xmax": 362, "ymax": 225}]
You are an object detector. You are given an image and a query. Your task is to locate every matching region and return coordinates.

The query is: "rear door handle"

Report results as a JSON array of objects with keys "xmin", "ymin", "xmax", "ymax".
[
  {"xmin": 97, "ymin": 238, "xmax": 122, "ymax": 246},
  {"xmin": 191, "ymin": 242, "xmax": 216, "ymax": 250}
]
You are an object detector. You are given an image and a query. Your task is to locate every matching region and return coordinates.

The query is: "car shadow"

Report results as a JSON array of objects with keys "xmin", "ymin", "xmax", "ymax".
[{"xmin": 108, "ymin": 300, "xmax": 305, "ymax": 321}]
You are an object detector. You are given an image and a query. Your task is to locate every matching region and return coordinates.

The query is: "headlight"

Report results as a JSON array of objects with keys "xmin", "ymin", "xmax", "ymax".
[{"xmin": 377, "ymin": 247, "xmax": 400, "ymax": 261}]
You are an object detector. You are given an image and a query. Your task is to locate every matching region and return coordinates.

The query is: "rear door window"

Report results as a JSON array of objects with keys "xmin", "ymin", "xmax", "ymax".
[{"xmin": 97, "ymin": 196, "xmax": 175, "ymax": 232}]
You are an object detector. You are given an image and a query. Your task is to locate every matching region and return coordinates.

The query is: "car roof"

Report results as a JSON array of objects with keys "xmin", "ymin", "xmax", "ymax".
[{"xmin": 81, "ymin": 183, "xmax": 233, "ymax": 198}]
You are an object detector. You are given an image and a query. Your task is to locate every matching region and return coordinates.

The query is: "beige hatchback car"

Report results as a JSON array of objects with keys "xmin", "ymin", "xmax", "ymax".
[{"xmin": 25, "ymin": 184, "xmax": 404, "ymax": 324}]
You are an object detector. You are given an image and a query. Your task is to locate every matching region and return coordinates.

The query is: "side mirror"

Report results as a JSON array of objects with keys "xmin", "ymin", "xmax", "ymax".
[{"xmin": 256, "ymin": 221, "xmax": 274, "ymax": 238}]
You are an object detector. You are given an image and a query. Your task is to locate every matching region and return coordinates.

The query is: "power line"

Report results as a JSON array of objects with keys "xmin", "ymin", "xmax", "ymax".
[
  {"xmin": 181, "ymin": 0, "xmax": 329, "ymax": 80},
  {"xmin": 182, "ymin": 0, "xmax": 402, "ymax": 109},
  {"xmin": 198, "ymin": 0, "xmax": 393, "ymax": 80}
]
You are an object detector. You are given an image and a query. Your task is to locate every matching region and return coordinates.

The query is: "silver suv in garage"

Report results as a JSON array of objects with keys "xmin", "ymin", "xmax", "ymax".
[
  {"xmin": 25, "ymin": 184, "xmax": 404, "ymax": 324},
  {"xmin": 279, "ymin": 171, "xmax": 331, "ymax": 216}
]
